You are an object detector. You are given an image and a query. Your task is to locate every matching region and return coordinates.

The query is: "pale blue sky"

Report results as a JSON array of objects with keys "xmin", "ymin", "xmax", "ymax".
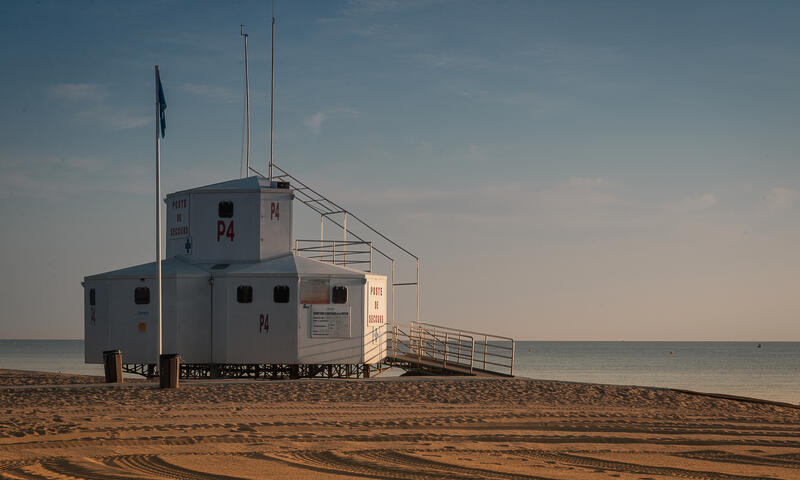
[{"xmin": 1, "ymin": 0, "xmax": 798, "ymax": 339}]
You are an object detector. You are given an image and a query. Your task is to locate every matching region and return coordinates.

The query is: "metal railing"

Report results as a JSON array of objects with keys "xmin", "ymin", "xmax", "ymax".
[
  {"xmin": 387, "ymin": 322, "xmax": 515, "ymax": 376},
  {"xmin": 264, "ymin": 164, "xmax": 420, "ymax": 326},
  {"xmin": 294, "ymin": 239, "xmax": 374, "ymax": 271}
]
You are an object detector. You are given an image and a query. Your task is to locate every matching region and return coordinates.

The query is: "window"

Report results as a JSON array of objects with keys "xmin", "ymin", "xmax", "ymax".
[
  {"xmin": 332, "ymin": 286, "xmax": 348, "ymax": 304},
  {"xmin": 237, "ymin": 285, "xmax": 253, "ymax": 303},
  {"xmin": 134, "ymin": 287, "xmax": 150, "ymax": 305},
  {"xmin": 300, "ymin": 279, "xmax": 329, "ymax": 304},
  {"xmin": 218, "ymin": 201, "xmax": 234, "ymax": 218},
  {"xmin": 89, "ymin": 288, "xmax": 96, "ymax": 306},
  {"xmin": 273, "ymin": 285, "xmax": 290, "ymax": 303}
]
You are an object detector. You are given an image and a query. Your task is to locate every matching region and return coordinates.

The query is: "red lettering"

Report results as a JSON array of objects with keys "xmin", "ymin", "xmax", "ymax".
[
  {"xmin": 374, "ymin": 300, "xmax": 379, "ymax": 309},
  {"xmin": 259, "ymin": 313, "xmax": 269, "ymax": 333},
  {"xmin": 270, "ymin": 202, "xmax": 280, "ymax": 220},
  {"xmin": 217, "ymin": 221, "xmax": 235, "ymax": 242}
]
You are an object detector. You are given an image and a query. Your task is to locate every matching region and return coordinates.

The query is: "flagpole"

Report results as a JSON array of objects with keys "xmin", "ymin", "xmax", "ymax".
[
  {"xmin": 269, "ymin": 4, "xmax": 275, "ymax": 181},
  {"xmin": 241, "ymin": 26, "xmax": 251, "ymax": 175},
  {"xmin": 155, "ymin": 65, "xmax": 163, "ymax": 360}
]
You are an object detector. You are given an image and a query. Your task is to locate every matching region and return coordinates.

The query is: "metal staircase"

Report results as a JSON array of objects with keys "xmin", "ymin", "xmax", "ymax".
[{"xmin": 251, "ymin": 164, "xmax": 515, "ymax": 377}]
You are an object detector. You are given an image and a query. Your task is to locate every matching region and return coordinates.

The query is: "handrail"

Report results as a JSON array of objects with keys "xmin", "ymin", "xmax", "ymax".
[
  {"xmin": 266, "ymin": 164, "xmax": 421, "ymax": 326},
  {"xmin": 295, "ymin": 239, "xmax": 374, "ymax": 271},
  {"xmin": 386, "ymin": 322, "xmax": 514, "ymax": 376}
]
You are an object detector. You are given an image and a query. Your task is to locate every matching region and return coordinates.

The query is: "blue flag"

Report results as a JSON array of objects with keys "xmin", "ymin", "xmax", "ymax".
[{"xmin": 156, "ymin": 69, "xmax": 167, "ymax": 138}]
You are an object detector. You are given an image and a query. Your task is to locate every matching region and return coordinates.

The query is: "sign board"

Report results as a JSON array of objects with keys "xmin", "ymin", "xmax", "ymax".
[
  {"xmin": 367, "ymin": 277, "xmax": 386, "ymax": 325},
  {"xmin": 311, "ymin": 305, "xmax": 351, "ymax": 338},
  {"xmin": 167, "ymin": 194, "xmax": 190, "ymax": 239},
  {"xmin": 301, "ymin": 279, "xmax": 330, "ymax": 304}
]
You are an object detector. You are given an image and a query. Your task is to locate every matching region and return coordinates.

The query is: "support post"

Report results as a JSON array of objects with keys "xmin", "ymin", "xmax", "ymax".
[
  {"xmin": 343, "ymin": 212, "xmax": 347, "ymax": 267},
  {"xmin": 269, "ymin": 9, "xmax": 275, "ymax": 180},
  {"xmin": 241, "ymin": 26, "xmax": 250, "ymax": 175},
  {"xmin": 416, "ymin": 259, "xmax": 419, "ymax": 324},
  {"xmin": 391, "ymin": 260, "xmax": 395, "ymax": 325}
]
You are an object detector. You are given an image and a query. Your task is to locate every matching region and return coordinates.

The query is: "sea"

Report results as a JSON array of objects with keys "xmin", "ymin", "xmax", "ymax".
[{"xmin": 1, "ymin": 340, "xmax": 798, "ymax": 405}]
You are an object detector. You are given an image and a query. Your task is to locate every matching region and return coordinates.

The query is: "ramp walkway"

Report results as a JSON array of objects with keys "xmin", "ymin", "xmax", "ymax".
[{"xmin": 382, "ymin": 322, "xmax": 515, "ymax": 377}]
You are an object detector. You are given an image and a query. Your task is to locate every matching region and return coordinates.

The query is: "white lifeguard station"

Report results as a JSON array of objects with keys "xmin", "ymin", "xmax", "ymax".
[{"xmin": 83, "ymin": 175, "xmax": 389, "ymax": 378}]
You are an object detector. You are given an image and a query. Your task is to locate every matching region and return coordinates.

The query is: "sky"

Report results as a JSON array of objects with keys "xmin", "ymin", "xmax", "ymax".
[{"xmin": 1, "ymin": 0, "xmax": 799, "ymax": 340}]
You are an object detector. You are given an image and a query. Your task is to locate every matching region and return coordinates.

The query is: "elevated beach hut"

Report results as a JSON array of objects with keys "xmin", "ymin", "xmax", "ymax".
[{"xmin": 83, "ymin": 177, "xmax": 387, "ymax": 376}]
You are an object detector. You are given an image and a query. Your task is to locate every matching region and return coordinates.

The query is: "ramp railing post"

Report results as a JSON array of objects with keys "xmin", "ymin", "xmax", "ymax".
[
  {"xmin": 443, "ymin": 332, "xmax": 448, "ymax": 368},
  {"xmin": 510, "ymin": 340, "xmax": 515, "ymax": 376},
  {"xmin": 483, "ymin": 335, "xmax": 487, "ymax": 371},
  {"xmin": 457, "ymin": 331, "xmax": 462, "ymax": 366},
  {"xmin": 470, "ymin": 338, "xmax": 474, "ymax": 373}
]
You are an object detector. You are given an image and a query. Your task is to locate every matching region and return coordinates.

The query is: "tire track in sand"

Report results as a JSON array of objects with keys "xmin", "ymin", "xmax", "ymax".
[{"xmin": 511, "ymin": 449, "xmax": 783, "ymax": 480}]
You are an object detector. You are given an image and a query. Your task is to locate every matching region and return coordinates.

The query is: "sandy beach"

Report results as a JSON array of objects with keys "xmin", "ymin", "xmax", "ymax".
[{"xmin": 1, "ymin": 370, "xmax": 799, "ymax": 479}]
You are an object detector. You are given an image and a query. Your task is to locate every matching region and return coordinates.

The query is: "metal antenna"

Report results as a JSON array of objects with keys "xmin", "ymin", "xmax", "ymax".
[
  {"xmin": 269, "ymin": 1, "xmax": 275, "ymax": 181},
  {"xmin": 241, "ymin": 24, "xmax": 251, "ymax": 176}
]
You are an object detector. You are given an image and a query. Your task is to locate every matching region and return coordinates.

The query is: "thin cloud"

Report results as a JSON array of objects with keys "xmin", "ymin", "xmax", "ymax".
[
  {"xmin": 403, "ymin": 52, "xmax": 490, "ymax": 70},
  {"xmin": 763, "ymin": 187, "xmax": 796, "ymax": 210},
  {"xmin": 49, "ymin": 82, "xmax": 148, "ymax": 131},
  {"xmin": 303, "ymin": 108, "xmax": 359, "ymax": 134},
  {"xmin": 664, "ymin": 193, "xmax": 718, "ymax": 213},
  {"xmin": 74, "ymin": 106, "xmax": 149, "ymax": 131},
  {"xmin": 304, "ymin": 112, "xmax": 326, "ymax": 133},
  {"xmin": 49, "ymin": 83, "xmax": 108, "ymax": 102},
  {"xmin": 179, "ymin": 83, "xmax": 237, "ymax": 103}
]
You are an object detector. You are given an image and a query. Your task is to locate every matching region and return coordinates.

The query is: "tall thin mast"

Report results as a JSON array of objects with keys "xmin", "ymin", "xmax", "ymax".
[
  {"xmin": 241, "ymin": 25, "xmax": 251, "ymax": 175},
  {"xmin": 269, "ymin": 4, "xmax": 275, "ymax": 181},
  {"xmin": 154, "ymin": 65, "xmax": 163, "ymax": 358}
]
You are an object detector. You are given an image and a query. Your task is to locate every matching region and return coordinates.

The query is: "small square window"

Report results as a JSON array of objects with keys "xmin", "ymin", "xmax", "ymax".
[
  {"xmin": 273, "ymin": 285, "xmax": 290, "ymax": 303},
  {"xmin": 89, "ymin": 288, "xmax": 96, "ymax": 306},
  {"xmin": 218, "ymin": 201, "xmax": 234, "ymax": 218},
  {"xmin": 237, "ymin": 285, "xmax": 253, "ymax": 303},
  {"xmin": 332, "ymin": 286, "xmax": 348, "ymax": 304},
  {"xmin": 134, "ymin": 287, "xmax": 150, "ymax": 305}
]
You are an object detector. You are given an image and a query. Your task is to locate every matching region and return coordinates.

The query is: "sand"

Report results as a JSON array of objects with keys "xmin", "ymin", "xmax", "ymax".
[{"xmin": 1, "ymin": 370, "xmax": 798, "ymax": 479}]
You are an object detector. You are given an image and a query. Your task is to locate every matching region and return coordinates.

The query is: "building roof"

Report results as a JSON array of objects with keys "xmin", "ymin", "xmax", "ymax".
[
  {"xmin": 220, "ymin": 254, "xmax": 366, "ymax": 278},
  {"xmin": 84, "ymin": 254, "xmax": 370, "ymax": 280},
  {"xmin": 167, "ymin": 176, "xmax": 289, "ymax": 196},
  {"xmin": 84, "ymin": 257, "xmax": 210, "ymax": 280}
]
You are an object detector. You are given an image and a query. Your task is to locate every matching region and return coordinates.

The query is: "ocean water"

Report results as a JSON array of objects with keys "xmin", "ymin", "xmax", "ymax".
[
  {"xmin": 1, "ymin": 340, "xmax": 797, "ymax": 404},
  {"xmin": 514, "ymin": 341, "xmax": 800, "ymax": 405}
]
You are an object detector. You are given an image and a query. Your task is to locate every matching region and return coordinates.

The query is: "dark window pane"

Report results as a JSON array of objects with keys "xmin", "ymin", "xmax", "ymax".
[
  {"xmin": 332, "ymin": 286, "xmax": 348, "ymax": 304},
  {"xmin": 89, "ymin": 288, "xmax": 96, "ymax": 306},
  {"xmin": 237, "ymin": 285, "xmax": 253, "ymax": 303},
  {"xmin": 218, "ymin": 201, "xmax": 234, "ymax": 218},
  {"xmin": 134, "ymin": 287, "xmax": 150, "ymax": 305},
  {"xmin": 273, "ymin": 285, "xmax": 290, "ymax": 303}
]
